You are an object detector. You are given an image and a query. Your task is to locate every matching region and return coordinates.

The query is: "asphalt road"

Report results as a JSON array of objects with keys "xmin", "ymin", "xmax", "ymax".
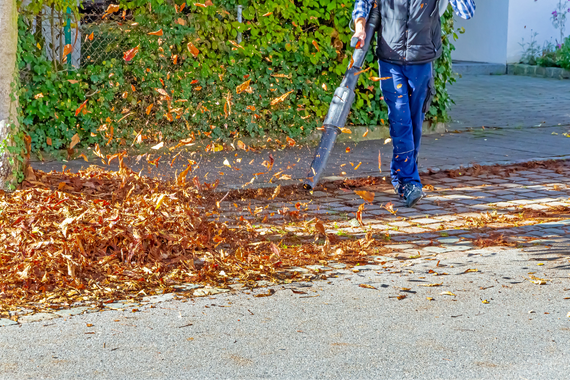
[{"xmin": 1, "ymin": 241, "xmax": 569, "ymax": 380}]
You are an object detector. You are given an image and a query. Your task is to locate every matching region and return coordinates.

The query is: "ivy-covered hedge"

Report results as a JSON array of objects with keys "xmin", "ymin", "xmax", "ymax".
[{"xmin": 19, "ymin": 1, "xmax": 456, "ymax": 154}]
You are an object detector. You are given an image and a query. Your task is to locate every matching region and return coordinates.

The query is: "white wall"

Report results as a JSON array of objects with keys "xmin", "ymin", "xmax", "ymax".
[
  {"xmin": 506, "ymin": 0, "xmax": 563, "ymax": 63},
  {"xmin": 452, "ymin": 0, "xmax": 510, "ymax": 64}
]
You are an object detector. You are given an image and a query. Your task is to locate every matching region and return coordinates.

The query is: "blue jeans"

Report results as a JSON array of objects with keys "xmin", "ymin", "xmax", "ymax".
[{"xmin": 379, "ymin": 60, "xmax": 433, "ymax": 190}]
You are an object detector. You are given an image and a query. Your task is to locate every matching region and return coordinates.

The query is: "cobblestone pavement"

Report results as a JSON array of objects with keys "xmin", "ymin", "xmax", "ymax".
[{"xmin": 448, "ymin": 74, "xmax": 570, "ymax": 130}]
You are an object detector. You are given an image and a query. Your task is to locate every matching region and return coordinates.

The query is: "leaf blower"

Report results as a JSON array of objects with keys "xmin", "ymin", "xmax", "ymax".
[{"xmin": 303, "ymin": 5, "xmax": 381, "ymax": 191}]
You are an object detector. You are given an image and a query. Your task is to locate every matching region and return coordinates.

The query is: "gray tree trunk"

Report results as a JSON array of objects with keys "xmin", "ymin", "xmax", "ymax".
[{"xmin": 0, "ymin": 0, "xmax": 20, "ymax": 191}]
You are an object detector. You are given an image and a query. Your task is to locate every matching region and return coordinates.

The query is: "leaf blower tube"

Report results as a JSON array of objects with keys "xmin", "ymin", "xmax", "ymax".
[{"xmin": 303, "ymin": 7, "xmax": 381, "ymax": 191}]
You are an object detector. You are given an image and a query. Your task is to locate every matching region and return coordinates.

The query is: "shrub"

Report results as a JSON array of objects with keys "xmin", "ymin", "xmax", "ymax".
[{"xmin": 18, "ymin": 1, "xmax": 456, "ymax": 155}]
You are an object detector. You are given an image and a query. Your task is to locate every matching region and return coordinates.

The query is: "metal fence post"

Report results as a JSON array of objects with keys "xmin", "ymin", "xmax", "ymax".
[{"xmin": 65, "ymin": 7, "xmax": 72, "ymax": 68}]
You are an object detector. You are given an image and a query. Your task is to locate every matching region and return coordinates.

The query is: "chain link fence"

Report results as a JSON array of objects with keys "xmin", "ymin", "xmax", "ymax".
[{"xmin": 79, "ymin": 0, "xmax": 129, "ymax": 68}]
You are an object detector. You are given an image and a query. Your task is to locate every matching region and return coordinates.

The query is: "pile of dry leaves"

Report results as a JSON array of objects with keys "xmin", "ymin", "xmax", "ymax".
[{"xmin": 0, "ymin": 164, "xmax": 379, "ymax": 311}]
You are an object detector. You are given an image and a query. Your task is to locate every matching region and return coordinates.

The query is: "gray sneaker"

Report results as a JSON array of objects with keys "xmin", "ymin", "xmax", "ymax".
[{"xmin": 403, "ymin": 183, "xmax": 424, "ymax": 208}]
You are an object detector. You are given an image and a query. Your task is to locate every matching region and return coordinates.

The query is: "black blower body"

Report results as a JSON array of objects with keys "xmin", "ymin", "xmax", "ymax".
[{"xmin": 303, "ymin": 6, "xmax": 381, "ymax": 191}]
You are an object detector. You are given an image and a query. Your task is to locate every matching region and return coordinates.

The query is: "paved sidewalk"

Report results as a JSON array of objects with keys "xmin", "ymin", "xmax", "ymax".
[
  {"xmin": 448, "ymin": 74, "xmax": 570, "ymax": 130},
  {"xmin": 33, "ymin": 124, "xmax": 570, "ymax": 191}
]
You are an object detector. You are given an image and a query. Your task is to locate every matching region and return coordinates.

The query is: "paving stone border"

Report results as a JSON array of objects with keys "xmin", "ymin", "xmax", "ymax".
[{"xmin": 507, "ymin": 63, "xmax": 570, "ymax": 80}]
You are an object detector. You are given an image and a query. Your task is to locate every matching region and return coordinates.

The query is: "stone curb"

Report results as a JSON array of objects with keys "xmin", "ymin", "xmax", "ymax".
[
  {"xmin": 30, "ymin": 122, "xmax": 447, "ymax": 164},
  {"xmin": 507, "ymin": 64, "xmax": 570, "ymax": 80}
]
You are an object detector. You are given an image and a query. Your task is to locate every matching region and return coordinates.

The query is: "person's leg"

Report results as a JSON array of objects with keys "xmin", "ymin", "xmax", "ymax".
[
  {"xmin": 403, "ymin": 62, "xmax": 433, "ymax": 171},
  {"xmin": 378, "ymin": 61, "xmax": 420, "ymax": 192}
]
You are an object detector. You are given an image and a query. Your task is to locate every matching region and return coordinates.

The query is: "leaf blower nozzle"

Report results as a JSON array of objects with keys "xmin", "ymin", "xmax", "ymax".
[
  {"xmin": 303, "ymin": 125, "xmax": 340, "ymax": 191},
  {"xmin": 303, "ymin": 7, "xmax": 380, "ymax": 191}
]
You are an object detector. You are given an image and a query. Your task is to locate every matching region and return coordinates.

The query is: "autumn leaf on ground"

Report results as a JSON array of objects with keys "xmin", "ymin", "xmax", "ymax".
[
  {"xmin": 420, "ymin": 283, "xmax": 443, "ymax": 287},
  {"xmin": 254, "ymin": 289, "xmax": 276, "ymax": 297},
  {"xmin": 151, "ymin": 142, "xmax": 164, "ymax": 150},
  {"xmin": 315, "ymin": 220, "xmax": 326, "ymax": 235},
  {"xmin": 286, "ymin": 137, "xmax": 296, "ymax": 147},
  {"xmin": 359, "ymin": 284, "xmax": 377, "ymax": 289},
  {"xmin": 187, "ymin": 42, "xmax": 200, "ymax": 58},
  {"xmin": 237, "ymin": 140, "xmax": 247, "ymax": 151},
  {"xmin": 46, "ymin": 137, "xmax": 52, "ymax": 146},
  {"xmin": 155, "ymin": 194, "xmax": 166, "ymax": 210},
  {"xmin": 69, "ymin": 134, "xmax": 80, "ymax": 149},
  {"xmin": 123, "ymin": 46, "xmax": 139, "ymax": 62},
  {"xmin": 464, "ymin": 268, "xmax": 479, "ymax": 273},
  {"xmin": 440, "ymin": 291, "xmax": 456, "ymax": 296},
  {"xmin": 482, "ymin": 300, "xmax": 490, "ymax": 304},
  {"xmin": 223, "ymin": 158, "xmax": 231, "ymax": 168},
  {"xmin": 75, "ymin": 100, "xmax": 88, "ymax": 117},
  {"xmin": 355, "ymin": 190, "xmax": 374, "ymax": 203},
  {"xmin": 363, "ymin": 129, "xmax": 369, "ymax": 137},
  {"xmin": 148, "ymin": 29, "xmax": 164, "ymax": 36},
  {"xmin": 270, "ymin": 90, "xmax": 294, "ymax": 106},
  {"xmin": 339, "ymin": 127, "xmax": 351, "ymax": 134},
  {"xmin": 236, "ymin": 79, "xmax": 251, "ymax": 94},
  {"xmin": 528, "ymin": 274, "xmax": 551, "ymax": 285}
]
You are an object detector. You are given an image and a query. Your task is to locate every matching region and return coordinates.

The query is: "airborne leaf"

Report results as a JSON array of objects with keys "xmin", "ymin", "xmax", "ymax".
[
  {"xmin": 236, "ymin": 79, "xmax": 252, "ymax": 94},
  {"xmin": 270, "ymin": 90, "xmax": 294, "ymax": 106},
  {"xmin": 123, "ymin": 46, "xmax": 139, "ymax": 62},
  {"xmin": 187, "ymin": 42, "xmax": 200, "ymax": 58},
  {"xmin": 355, "ymin": 191, "xmax": 374, "ymax": 203}
]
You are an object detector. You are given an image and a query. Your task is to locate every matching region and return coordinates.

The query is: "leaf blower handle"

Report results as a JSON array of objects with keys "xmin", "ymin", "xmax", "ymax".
[{"xmin": 350, "ymin": 37, "xmax": 360, "ymax": 48}]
